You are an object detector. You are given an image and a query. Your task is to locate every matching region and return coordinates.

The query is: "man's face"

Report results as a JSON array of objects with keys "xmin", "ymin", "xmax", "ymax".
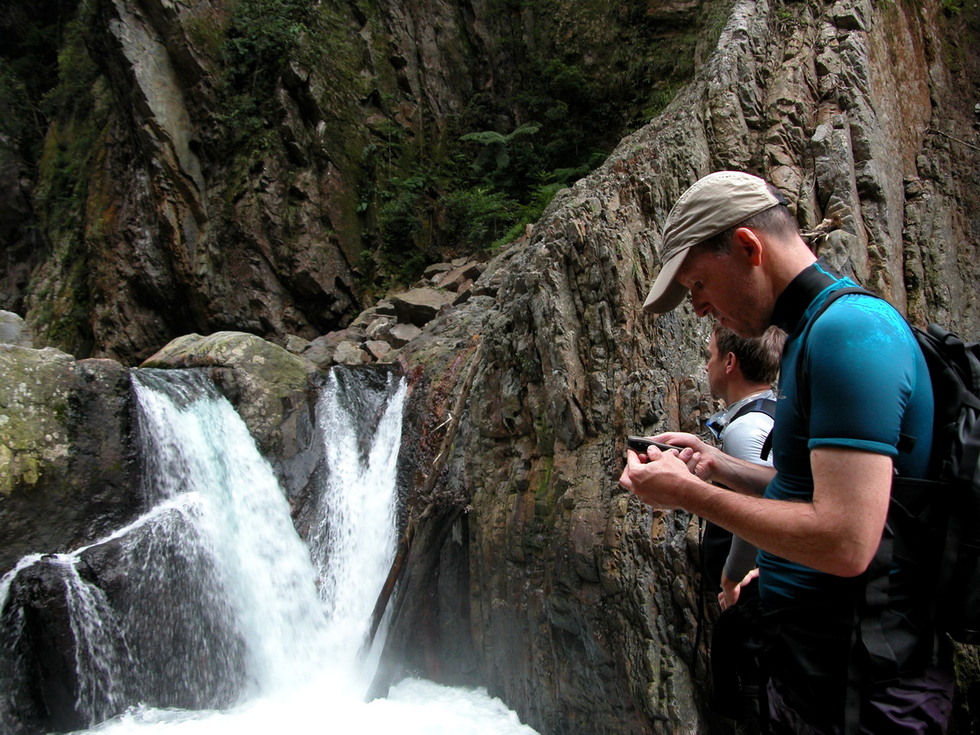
[
  {"xmin": 706, "ymin": 334, "xmax": 726, "ymax": 401},
  {"xmin": 675, "ymin": 244, "xmax": 769, "ymax": 338}
]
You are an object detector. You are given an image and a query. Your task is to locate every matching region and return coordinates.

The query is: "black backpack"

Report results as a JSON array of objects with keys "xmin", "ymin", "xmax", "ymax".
[{"xmin": 804, "ymin": 287, "xmax": 980, "ymax": 645}]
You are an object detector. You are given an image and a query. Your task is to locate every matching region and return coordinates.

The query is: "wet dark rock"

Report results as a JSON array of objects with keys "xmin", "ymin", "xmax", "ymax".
[
  {"xmin": 0, "ymin": 348, "xmax": 140, "ymax": 577},
  {"xmin": 0, "ymin": 559, "xmax": 87, "ymax": 734},
  {"xmin": 389, "ymin": 288, "xmax": 456, "ymax": 327}
]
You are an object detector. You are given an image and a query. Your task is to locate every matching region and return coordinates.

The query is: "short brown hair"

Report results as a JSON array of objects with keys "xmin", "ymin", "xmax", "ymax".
[
  {"xmin": 713, "ymin": 323, "xmax": 786, "ymax": 385},
  {"xmin": 695, "ymin": 186, "xmax": 798, "ymax": 257}
]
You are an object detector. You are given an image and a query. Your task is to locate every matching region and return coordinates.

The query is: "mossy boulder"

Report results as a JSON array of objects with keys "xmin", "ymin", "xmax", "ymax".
[
  {"xmin": 140, "ymin": 331, "xmax": 323, "ymax": 500},
  {"xmin": 0, "ymin": 346, "xmax": 138, "ymax": 576}
]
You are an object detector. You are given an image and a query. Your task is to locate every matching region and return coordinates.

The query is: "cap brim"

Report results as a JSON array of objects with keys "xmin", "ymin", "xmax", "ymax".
[{"xmin": 642, "ymin": 247, "xmax": 691, "ymax": 313}]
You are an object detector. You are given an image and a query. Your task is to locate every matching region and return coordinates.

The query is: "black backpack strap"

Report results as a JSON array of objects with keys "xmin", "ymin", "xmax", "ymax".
[
  {"xmin": 729, "ymin": 397, "xmax": 777, "ymax": 461},
  {"xmin": 729, "ymin": 397, "xmax": 777, "ymax": 423},
  {"xmin": 793, "ymin": 287, "xmax": 874, "ymax": 429},
  {"xmin": 760, "ymin": 431, "xmax": 774, "ymax": 463}
]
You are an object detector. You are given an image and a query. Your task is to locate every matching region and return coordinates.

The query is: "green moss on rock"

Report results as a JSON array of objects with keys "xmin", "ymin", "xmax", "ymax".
[{"xmin": 0, "ymin": 346, "xmax": 75, "ymax": 495}]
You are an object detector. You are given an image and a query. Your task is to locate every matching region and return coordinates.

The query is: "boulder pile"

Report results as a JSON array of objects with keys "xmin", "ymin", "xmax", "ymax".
[{"xmin": 288, "ymin": 257, "xmax": 489, "ymax": 368}]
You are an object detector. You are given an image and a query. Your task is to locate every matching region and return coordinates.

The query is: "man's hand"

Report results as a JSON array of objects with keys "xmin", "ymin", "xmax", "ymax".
[
  {"xmin": 619, "ymin": 443, "xmax": 701, "ymax": 509},
  {"xmin": 650, "ymin": 432, "xmax": 719, "ymax": 481},
  {"xmin": 719, "ymin": 569, "xmax": 759, "ymax": 610},
  {"xmin": 657, "ymin": 431, "xmax": 774, "ymax": 496}
]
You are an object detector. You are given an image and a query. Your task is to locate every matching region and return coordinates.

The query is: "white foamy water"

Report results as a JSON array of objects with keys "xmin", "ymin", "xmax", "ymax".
[
  {"xmin": 307, "ymin": 368, "xmax": 406, "ymax": 668},
  {"xmin": 78, "ymin": 676, "xmax": 539, "ymax": 735},
  {"xmin": 0, "ymin": 367, "xmax": 539, "ymax": 735}
]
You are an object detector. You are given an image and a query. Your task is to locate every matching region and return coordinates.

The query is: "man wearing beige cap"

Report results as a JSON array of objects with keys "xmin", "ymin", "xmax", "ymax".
[{"xmin": 620, "ymin": 171, "xmax": 953, "ymax": 733}]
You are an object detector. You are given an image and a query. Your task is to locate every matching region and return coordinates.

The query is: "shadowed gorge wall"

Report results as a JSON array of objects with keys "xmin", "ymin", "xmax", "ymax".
[{"xmin": 0, "ymin": 0, "xmax": 718, "ymax": 363}]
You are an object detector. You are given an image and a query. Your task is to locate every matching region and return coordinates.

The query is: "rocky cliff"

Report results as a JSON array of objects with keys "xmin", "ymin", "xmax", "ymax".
[
  {"xmin": 373, "ymin": 0, "xmax": 980, "ymax": 733},
  {"xmin": 0, "ymin": 0, "xmax": 709, "ymax": 363},
  {"xmin": 1, "ymin": 0, "xmax": 979, "ymax": 734}
]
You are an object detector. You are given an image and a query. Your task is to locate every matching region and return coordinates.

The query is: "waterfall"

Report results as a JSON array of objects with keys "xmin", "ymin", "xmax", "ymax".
[
  {"xmin": 0, "ymin": 366, "xmax": 539, "ymax": 735},
  {"xmin": 54, "ymin": 556, "xmax": 134, "ymax": 725},
  {"xmin": 307, "ymin": 368, "xmax": 405, "ymax": 670},
  {"xmin": 131, "ymin": 370, "xmax": 331, "ymax": 695}
]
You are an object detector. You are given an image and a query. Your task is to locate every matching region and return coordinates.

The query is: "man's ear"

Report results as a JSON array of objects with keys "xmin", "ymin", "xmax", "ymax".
[
  {"xmin": 732, "ymin": 227, "xmax": 764, "ymax": 266},
  {"xmin": 725, "ymin": 351, "xmax": 738, "ymax": 375}
]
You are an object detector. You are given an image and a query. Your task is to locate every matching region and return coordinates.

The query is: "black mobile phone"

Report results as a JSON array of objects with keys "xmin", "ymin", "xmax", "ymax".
[{"xmin": 627, "ymin": 436, "xmax": 677, "ymax": 453}]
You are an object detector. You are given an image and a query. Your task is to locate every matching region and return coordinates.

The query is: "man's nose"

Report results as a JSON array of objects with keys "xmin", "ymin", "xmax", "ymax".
[{"xmin": 689, "ymin": 293, "xmax": 712, "ymax": 318}]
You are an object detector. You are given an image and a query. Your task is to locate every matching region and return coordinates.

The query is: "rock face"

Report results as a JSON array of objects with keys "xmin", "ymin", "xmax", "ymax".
[
  {"xmin": 371, "ymin": 1, "xmax": 980, "ymax": 734},
  {"xmin": 0, "ymin": 310, "xmax": 33, "ymax": 347},
  {"xmin": 0, "ymin": 346, "xmax": 140, "ymax": 575},
  {"xmin": 1, "ymin": 1, "xmax": 979, "ymax": 735},
  {"xmin": 0, "ymin": 0, "xmax": 702, "ymax": 364}
]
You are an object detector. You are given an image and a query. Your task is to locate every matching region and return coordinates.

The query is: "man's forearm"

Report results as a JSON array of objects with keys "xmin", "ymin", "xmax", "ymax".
[
  {"xmin": 709, "ymin": 451, "xmax": 774, "ymax": 495},
  {"xmin": 681, "ymin": 484, "xmax": 836, "ymax": 572},
  {"xmin": 679, "ymin": 449, "xmax": 892, "ymax": 576}
]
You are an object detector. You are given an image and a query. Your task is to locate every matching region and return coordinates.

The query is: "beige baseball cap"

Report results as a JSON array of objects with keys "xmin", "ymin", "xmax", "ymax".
[{"xmin": 642, "ymin": 171, "xmax": 783, "ymax": 313}]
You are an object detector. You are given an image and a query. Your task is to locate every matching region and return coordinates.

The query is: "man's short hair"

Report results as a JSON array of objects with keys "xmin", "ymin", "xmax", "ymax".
[
  {"xmin": 713, "ymin": 323, "xmax": 786, "ymax": 385},
  {"xmin": 695, "ymin": 191, "xmax": 799, "ymax": 256}
]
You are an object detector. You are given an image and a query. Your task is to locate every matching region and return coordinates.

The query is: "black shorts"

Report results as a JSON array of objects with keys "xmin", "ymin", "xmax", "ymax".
[{"xmin": 762, "ymin": 602, "xmax": 954, "ymax": 734}]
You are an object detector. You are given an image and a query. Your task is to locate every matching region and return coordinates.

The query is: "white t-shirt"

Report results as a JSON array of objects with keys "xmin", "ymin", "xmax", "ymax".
[{"xmin": 707, "ymin": 389, "xmax": 776, "ymax": 582}]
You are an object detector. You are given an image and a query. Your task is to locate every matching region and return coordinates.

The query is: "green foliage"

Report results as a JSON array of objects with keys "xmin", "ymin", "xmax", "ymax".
[
  {"xmin": 33, "ymin": 16, "xmax": 102, "ymax": 217},
  {"xmin": 372, "ymin": 174, "xmax": 434, "ymax": 280},
  {"xmin": 378, "ymin": 174, "xmax": 431, "ymax": 248},
  {"xmin": 214, "ymin": 0, "xmax": 313, "ymax": 155},
  {"xmin": 0, "ymin": 0, "xmax": 83, "ymax": 157},
  {"xmin": 458, "ymin": 121, "xmax": 543, "ymax": 191},
  {"xmin": 222, "ymin": 0, "xmax": 311, "ymax": 90},
  {"xmin": 359, "ymin": 42, "xmax": 623, "ymax": 281},
  {"xmin": 0, "ymin": 61, "xmax": 33, "ymax": 143},
  {"xmin": 23, "ymin": 9, "xmax": 104, "ymax": 355},
  {"xmin": 442, "ymin": 186, "xmax": 520, "ymax": 252},
  {"xmin": 41, "ymin": 19, "xmax": 99, "ymax": 125},
  {"xmin": 184, "ymin": 16, "xmax": 227, "ymax": 60}
]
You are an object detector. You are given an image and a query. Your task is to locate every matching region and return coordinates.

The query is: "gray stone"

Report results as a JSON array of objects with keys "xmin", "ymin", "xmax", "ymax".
[
  {"xmin": 0, "ymin": 311, "xmax": 33, "ymax": 347},
  {"xmin": 283, "ymin": 334, "xmax": 310, "ymax": 354},
  {"xmin": 435, "ymin": 262, "xmax": 483, "ymax": 291},
  {"xmin": 365, "ymin": 340, "xmax": 392, "ymax": 360},
  {"xmin": 300, "ymin": 333, "xmax": 342, "ymax": 368},
  {"xmin": 388, "ymin": 323, "xmax": 422, "ymax": 347},
  {"xmin": 423, "ymin": 262, "xmax": 454, "ymax": 281},
  {"xmin": 366, "ymin": 316, "xmax": 397, "ymax": 340},
  {"xmin": 333, "ymin": 340, "xmax": 369, "ymax": 364},
  {"xmin": 389, "ymin": 288, "xmax": 455, "ymax": 327}
]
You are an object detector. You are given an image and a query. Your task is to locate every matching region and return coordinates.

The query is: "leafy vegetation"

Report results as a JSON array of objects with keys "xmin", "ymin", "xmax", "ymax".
[
  {"xmin": 24, "ymin": 8, "xmax": 103, "ymax": 356},
  {"xmin": 33, "ymin": 15, "xmax": 102, "ymax": 219},
  {"xmin": 0, "ymin": 0, "xmax": 82, "ymax": 158},
  {"xmin": 214, "ymin": 0, "xmax": 313, "ymax": 155},
  {"xmin": 361, "ymin": 51, "xmax": 625, "ymax": 281},
  {"xmin": 355, "ymin": 0, "xmax": 717, "ymax": 285},
  {"xmin": 0, "ymin": 62, "xmax": 34, "ymax": 145}
]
